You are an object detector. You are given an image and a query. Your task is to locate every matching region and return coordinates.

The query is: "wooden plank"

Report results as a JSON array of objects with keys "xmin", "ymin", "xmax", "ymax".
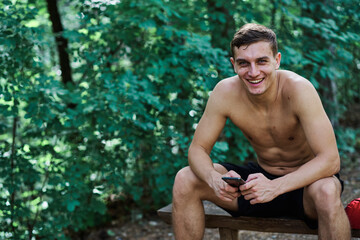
[
  {"xmin": 219, "ymin": 228, "xmax": 238, "ymax": 240},
  {"xmin": 157, "ymin": 201, "xmax": 360, "ymax": 237},
  {"xmin": 157, "ymin": 204, "xmax": 173, "ymax": 224}
]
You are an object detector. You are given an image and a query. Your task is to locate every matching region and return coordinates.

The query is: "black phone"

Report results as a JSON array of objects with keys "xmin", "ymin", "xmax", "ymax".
[{"xmin": 222, "ymin": 177, "xmax": 246, "ymax": 187}]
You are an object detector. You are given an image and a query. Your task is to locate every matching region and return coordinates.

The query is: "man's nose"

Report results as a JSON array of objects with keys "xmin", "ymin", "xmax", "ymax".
[{"xmin": 248, "ymin": 64, "xmax": 260, "ymax": 77}]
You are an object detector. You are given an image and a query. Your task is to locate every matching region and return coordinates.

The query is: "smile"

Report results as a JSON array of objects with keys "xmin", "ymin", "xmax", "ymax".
[{"xmin": 248, "ymin": 78, "xmax": 264, "ymax": 84}]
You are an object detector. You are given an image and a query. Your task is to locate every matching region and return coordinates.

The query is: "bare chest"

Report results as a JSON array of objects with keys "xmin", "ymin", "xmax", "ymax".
[{"xmin": 229, "ymin": 106, "xmax": 304, "ymax": 148}]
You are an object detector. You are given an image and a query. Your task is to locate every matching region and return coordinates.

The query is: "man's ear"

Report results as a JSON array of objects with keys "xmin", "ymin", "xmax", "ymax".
[
  {"xmin": 230, "ymin": 57, "xmax": 236, "ymax": 72},
  {"xmin": 275, "ymin": 52, "xmax": 281, "ymax": 69}
]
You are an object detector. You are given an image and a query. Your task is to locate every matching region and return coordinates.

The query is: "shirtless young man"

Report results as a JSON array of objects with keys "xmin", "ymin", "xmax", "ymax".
[{"xmin": 172, "ymin": 23, "xmax": 351, "ymax": 240}]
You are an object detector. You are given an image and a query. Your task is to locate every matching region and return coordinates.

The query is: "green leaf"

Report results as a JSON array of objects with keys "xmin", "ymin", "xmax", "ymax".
[{"xmin": 67, "ymin": 200, "xmax": 80, "ymax": 212}]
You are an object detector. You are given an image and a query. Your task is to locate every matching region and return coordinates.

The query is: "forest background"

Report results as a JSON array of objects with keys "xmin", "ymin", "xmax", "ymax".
[{"xmin": 1, "ymin": 0, "xmax": 359, "ymax": 239}]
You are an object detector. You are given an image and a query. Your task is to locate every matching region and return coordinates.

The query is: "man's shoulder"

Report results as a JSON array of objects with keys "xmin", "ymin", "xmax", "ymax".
[
  {"xmin": 217, "ymin": 75, "xmax": 239, "ymax": 86},
  {"xmin": 278, "ymin": 70, "xmax": 315, "ymax": 94},
  {"xmin": 278, "ymin": 70, "xmax": 308, "ymax": 83},
  {"xmin": 207, "ymin": 76, "xmax": 243, "ymax": 114},
  {"xmin": 278, "ymin": 70, "xmax": 321, "ymax": 113},
  {"xmin": 213, "ymin": 75, "xmax": 241, "ymax": 94}
]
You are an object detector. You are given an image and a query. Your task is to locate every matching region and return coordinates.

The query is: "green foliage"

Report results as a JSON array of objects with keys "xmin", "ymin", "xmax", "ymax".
[
  {"xmin": 0, "ymin": 0, "xmax": 359, "ymax": 239},
  {"xmin": 335, "ymin": 127, "xmax": 360, "ymax": 166}
]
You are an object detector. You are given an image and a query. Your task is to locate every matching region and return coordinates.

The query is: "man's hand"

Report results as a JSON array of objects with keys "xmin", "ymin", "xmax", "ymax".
[
  {"xmin": 209, "ymin": 170, "xmax": 242, "ymax": 202},
  {"xmin": 240, "ymin": 173, "xmax": 279, "ymax": 205}
]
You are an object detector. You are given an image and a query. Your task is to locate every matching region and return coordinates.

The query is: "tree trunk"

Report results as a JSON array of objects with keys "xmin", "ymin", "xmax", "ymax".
[
  {"xmin": 271, "ymin": 0, "xmax": 277, "ymax": 28},
  {"xmin": 206, "ymin": 0, "xmax": 236, "ymax": 51},
  {"xmin": 10, "ymin": 116, "xmax": 18, "ymax": 235},
  {"xmin": 46, "ymin": 0, "xmax": 73, "ymax": 86}
]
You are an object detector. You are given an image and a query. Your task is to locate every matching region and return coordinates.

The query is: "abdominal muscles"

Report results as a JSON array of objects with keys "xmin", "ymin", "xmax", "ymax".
[{"xmin": 254, "ymin": 143, "xmax": 314, "ymax": 176}]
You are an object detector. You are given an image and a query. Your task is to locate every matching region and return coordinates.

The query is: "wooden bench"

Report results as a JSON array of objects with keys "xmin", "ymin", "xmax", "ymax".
[{"xmin": 157, "ymin": 201, "xmax": 360, "ymax": 239}]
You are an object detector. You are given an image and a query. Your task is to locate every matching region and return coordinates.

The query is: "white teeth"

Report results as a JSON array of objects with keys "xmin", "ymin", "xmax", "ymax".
[{"xmin": 249, "ymin": 78, "xmax": 263, "ymax": 84}]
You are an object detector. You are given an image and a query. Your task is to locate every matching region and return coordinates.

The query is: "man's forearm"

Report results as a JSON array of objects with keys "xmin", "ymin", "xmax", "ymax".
[
  {"xmin": 188, "ymin": 144, "xmax": 220, "ymax": 185},
  {"xmin": 273, "ymin": 154, "xmax": 340, "ymax": 196}
]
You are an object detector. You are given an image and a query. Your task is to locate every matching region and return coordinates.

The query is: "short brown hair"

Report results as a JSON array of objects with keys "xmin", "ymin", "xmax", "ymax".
[{"xmin": 230, "ymin": 23, "xmax": 278, "ymax": 57}]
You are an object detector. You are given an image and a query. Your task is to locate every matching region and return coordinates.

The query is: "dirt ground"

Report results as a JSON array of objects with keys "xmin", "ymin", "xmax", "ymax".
[{"xmin": 84, "ymin": 157, "xmax": 360, "ymax": 240}]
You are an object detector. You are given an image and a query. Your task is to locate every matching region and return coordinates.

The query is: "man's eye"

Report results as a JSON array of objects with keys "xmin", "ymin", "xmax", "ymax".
[
  {"xmin": 239, "ymin": 62, "xmax": 248, "ymax": 66},
  {"xmin": 258, "ymin": 59, "xmax": 267, "ymax": 63}
]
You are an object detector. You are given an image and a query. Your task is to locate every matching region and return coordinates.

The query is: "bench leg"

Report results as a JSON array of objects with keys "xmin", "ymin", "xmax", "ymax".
[{"xmin": 219, "ymin": 228, "xmax": 238, "ymax": 240}]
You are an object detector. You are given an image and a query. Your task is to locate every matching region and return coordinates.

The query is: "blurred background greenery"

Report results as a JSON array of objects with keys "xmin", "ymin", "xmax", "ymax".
[{"xmin": 1, "ymin": 0, "xmax": 359, "ymax": 239}]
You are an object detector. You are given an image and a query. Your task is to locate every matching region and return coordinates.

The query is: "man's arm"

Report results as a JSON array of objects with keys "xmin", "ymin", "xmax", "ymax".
[
  {"xmin": 241, "ymin": 79, "xmax": 340, "ymax": 204},
  {"xmin": 188, "ymin": 79, "xmax": 241, "ymax": 201},
  {"xmin": 278, "ymin": 79, "xmax": 340, "ymax": 187}
]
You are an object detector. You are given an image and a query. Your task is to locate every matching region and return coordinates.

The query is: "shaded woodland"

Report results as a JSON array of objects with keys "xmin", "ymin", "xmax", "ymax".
[{"xmin": 1, "ymin": 0, "xmax": 359, "ymax": 239}]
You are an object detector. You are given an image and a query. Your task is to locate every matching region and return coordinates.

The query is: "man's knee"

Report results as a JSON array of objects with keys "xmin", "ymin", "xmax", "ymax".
[
  {"xmin": 173, "ymin": 166, "xmax": 199, "ymax": 199},
  {"xmin": 305, "ymin": 177, "xmax": 342, "ymax": 213}
]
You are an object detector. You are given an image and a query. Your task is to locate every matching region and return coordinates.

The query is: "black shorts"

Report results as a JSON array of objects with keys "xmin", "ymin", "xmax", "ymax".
[{"xmin": 219, "ymin": 162, "xmax": 344, "ymax": 229}]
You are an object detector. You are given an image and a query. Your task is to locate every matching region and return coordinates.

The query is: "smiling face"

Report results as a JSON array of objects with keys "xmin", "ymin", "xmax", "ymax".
[{"xmin": 230, "ymin": 41, "xmax": 281, "ymax": 96}]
